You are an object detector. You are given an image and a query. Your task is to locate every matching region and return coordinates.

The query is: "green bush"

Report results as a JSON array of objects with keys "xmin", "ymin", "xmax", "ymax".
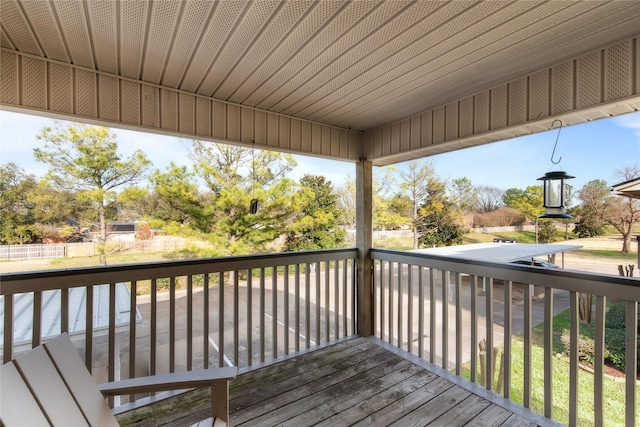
[{"xmin": 561, "ymin": 302, "xmax": 640, "ymax": 372}]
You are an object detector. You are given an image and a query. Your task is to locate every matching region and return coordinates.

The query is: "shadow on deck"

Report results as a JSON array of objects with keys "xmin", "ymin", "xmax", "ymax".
[{"xmin": 117, "ymin": 337, "xmax": 555, "ymax": 426}]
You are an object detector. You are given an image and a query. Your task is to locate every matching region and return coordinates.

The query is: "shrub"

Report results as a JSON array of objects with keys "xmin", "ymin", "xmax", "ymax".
[{"xmin": 561, "ymin": 302, "xmax": 640, "ymax": 372}]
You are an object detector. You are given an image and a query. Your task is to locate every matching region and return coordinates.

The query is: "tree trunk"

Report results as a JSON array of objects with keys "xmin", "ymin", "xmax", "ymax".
[
  {"xmin": 412, "ymin": 200, "xmax": 419, "ymax": 249},
  {"xmin": 99, "ymin": 200, "xmax": 107, "ymax": 265},
  {"xmin": 622, "ymin": 232, "xmax": 632, "ymax": 253}
]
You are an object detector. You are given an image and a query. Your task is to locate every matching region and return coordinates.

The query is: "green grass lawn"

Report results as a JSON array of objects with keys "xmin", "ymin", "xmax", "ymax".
[{"xmin": 462, "ymin": 313, "xmax": 639, "ymax": 426}]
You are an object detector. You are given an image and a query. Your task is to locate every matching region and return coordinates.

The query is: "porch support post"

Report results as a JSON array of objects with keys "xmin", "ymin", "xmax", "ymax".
[{"xmin": 356, "ymin": 159, "xmax": 373, "ymax": 336}]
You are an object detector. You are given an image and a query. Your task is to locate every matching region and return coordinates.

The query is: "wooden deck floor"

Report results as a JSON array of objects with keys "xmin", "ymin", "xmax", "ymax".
[{"xmin": 117, "ymin": 337, "xmax": 554, "ymax": 426}]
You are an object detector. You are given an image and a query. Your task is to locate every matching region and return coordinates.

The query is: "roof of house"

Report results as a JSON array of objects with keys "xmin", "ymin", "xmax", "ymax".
[{"xmin": 611, "ymin": 177, "xmax": 640, "ymax": 199}]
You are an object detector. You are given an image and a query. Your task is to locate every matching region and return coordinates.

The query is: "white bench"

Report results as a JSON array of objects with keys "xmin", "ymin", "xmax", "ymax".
[{"xmin": 1, "ymin": 333, "xmax": 236, "ymax": 426}]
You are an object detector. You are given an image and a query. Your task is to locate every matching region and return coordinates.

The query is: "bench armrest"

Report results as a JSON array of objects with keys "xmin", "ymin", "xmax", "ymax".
[{"xmin": 98, "ymin": 367, "xmax": 237, "ymax": 396}]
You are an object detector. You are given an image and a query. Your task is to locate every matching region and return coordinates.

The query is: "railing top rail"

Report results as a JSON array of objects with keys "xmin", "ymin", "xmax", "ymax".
[
  {"xmin": 0, "ymin": 248, "xmax": 358, "ymax": 295},
  {"xmin": 371, "ymin": 248, "xmax": 640, "ymax": 302}
]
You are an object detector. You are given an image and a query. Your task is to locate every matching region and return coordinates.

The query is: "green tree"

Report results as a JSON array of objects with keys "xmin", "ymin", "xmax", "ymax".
[
  {"xmin": 334, "ymin": 176, "xmax": 356, "ymax": 226},
  {"xmin": 416, "ymin": 177, "xmax": 464, "ymax": 247},
  {"xmin": 150, "ymin": 164, "xmax": 208, "ymax": 230},
  {"xmin": 284, "ymin": 175, "xmax": 346, "ymax": 251},
  {"xmin": 152, "ymin": 142, "xmax": 298, "ymax": 254},
  {"xmin": 0, "ymin": 163, "xmax": 38, "ymax": 243},
  {"xmin": 574, "ymin": 179, "xmax": 610, "ymax": 238},
  {"xmin": 449, "ymin": 177, "xmax": 478, "ymax": 214},
  {"xmin": 398, "ymin": 160, "xmax": 437, "ymax": 249},
  {"xmin": 34, "ymin": 122, "xmax": 151, "ymax": 263},
  {"xmin": 503, "ymin": 185, "xmax": 544, "ymax": 220},
  {"xmin": 537, "ymin": 219, "xmax": 557, "ymax": 243}
]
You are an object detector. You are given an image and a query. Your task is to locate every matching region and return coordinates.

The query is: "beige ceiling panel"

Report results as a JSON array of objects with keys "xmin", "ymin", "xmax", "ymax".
[
  {"xmin": 313, "ymin": 1, "xmax": 575, "ymax": 128},
  {"xmin": 160, "ymin": 89, "xmax": 178, "ymax": 131},
  {"xmin": 445, "ymin": 102, "xmax": 459, "ymax": 142},
  {"xmin": 195, "ymin": 97, "xmax": 211, "ymax": 138},
  {"xmin": 215, "ymin": 0, "xmax": 316, "ymax": 101},
  {"xmin": 120, "ymin": 80, "xmax": 140, "ymax": 126},
  {"xmin": 421, "ymin": 111, "xmax": 433, "ymax": 147},
  {"xmin": 290, "ymin": 119, "xmax": 301, "ymax": 152},
  {"xmin": 161, "ymin": 1, "xmax": 215, "ymax": 89},
  {"xmin": 243, "ymin": 0, "xmax": 373, "ymax": 107},
  {"xmin": 529, "ymin": 70, "xmax": 550, "ymax": 121},
  {"xmin": 326, "ymin": 2, "xmax": 629, "ymax": 130},
  {"xmin": 551, "ymin": 62, "xmax": 574, "ymax": 115},
  {"xmin": 230, "ymin": 0, "xmax": 347, "ymax": 103},
  {"xmin": 240, "ymin": 107, "xmax": 254, "ymax": 143},
  {"xmin": 509, "ymin": 78, "xmax": 528, "ymax": 126},
  {"xmin": 330, "ymin": 127, "xmax": 340, "ymax": 157},
  {"xmin": 459, "ymin": 98, "xmax": 474, "ymax": 139},
  {"xmin": 212, "ymin": 101, "xmax": 226, "ymax": 140},
  {"xmin": 254, "ymin": 110, "xmax": 267, "ymax": 146},
  {"xmin": 399, "ymin": 119, "xmax": 410, "ymax": 153},
  {"xmin": 1, "ymin": 28, "xmax": 16, "ymax": 50},
  {"xmin": 1, "ymin": 52, "xmax": 18, "ymax": 105},
  {"xmin": 473, "ymin": 92, "xmax": 490, "ymax": 135},
  {"xmin": 53, "ymin": 1, "xmax": 94, "ymax": 69},
  {"xmin": 303, "ymin": 1, "xmax": 541, "ymax": 126},
  {"xmin": 142, "ymin": 1, "xmax": 181, "ymax": 84},
  {"xmin": 180, "ymin": 1, "xmax": 247, "ymax": 94},
  {"xmin": 270, "ymin": 0, "xmax": 416, "ymax": 115},
  {"xmin": 179, "ymin": 93, "xmax": 195, "ymax": 135},
  {"xmin": 605, "ymin": 41, "xmax": 634, "ymax": 102},
  {"xmin": 227, "ymin": 105, "xmax": 241, "ymax": 142},
  {"xmin": 267, "ymin": 113, "xmax": 279, "ymax": 148},
  {"xmin": 198, "ymin": 0, "xmax": 281, "ymax": 97},
  {"xmin": 98, "ymin": 75, "xmax": 119, "ymax": 122},
  {"xmin": 279, "ymin": 116, "xmax": 291, "ymax": 150},
  {"xmin": 19, "ymin": 1, "xmax": 68, "ymax": 63},
  {"xmin": 119, "ymin": 1, "xmax": 148, "ymax": 79},
  {"xmin": 141, "ymin": 85, "xmax": 158, "ymax": 128},
  {"xmin": 49, "ymin": 63, "xmax": 73, "ymax": 114},
  {"xmin": 22, "ymin": 57, "xmax": 46, "ymax": 109},
  {"xmin": 86, "ymin": 1, "xmax": 118, "ymax": 74},
  {"xmin": 0, "ymin": 1, "xmax": 42, "ymax": 56},
  {"xmin": 410, "ymin": 116, "xmax": 421, "ymax": 150},
  {"xmin": 75, "ymin": 69, "xmax": 97, "ymax": 118},
  {"xmin": 576, "ymin": 52, "xmax": 601, "ymax": 109},
  {"xmin": 251, "ymin": 0, "xmax": 389, "ymax": 110}
]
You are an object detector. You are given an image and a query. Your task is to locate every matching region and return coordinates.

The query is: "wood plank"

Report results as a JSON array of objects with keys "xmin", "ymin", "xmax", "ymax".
[
  {"xmin": 464, "ymin": 403, "xmax": 514, "ymax": 426},
  {"xmin": 43, "ymin": 333, "xmax": 119, "ymax": 427},
  {"xmin": 231, "ymin": 345, "xmax": 393, "ymax": 425},
  {"xmin": 499, "ymin": 413, "xmax": 538, "ymax": 427},
  {"xmin": 230, "ymin": 340, "xmax": 384, "ymax": 409},
  {"xmin": 427, "ymin": 394, "xmax": 492, "ymax": 426},
  {"xmin": 13, "ymin": 345, "xmax": 89, "ymax": 427},
  {"xmin": 238, "ymin": 356, "xmax": 415, "ymax": 426},
  {"xmin": 230, "ymin": 337, "xmax": 370, "ymax": 391},
  {"xmin": 384, "ymin": 381, "xmax": 471, "ymax": 426},
  {"xmin": 349, "ymin": 376, "xmax": 455, "ymax": 426},
  {"xmin": 116, "ymin": 339, "xmax": 552, "ymax": 427},
  {"xmin": 309, "ymin": 367, "xmax": 437, "ymax": 427},
  {"xmin": 0, "ymin": 362, "xmax": 50, "ymax": 426},
  {"xmin": 279, "ymin": 361, "xmax": 428, "ymax": 426}
]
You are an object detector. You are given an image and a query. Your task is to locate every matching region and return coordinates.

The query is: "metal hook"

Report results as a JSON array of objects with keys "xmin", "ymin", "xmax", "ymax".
[{"xmin": 550, "ymin": 119, "xmax": 563, "ymax": 164}]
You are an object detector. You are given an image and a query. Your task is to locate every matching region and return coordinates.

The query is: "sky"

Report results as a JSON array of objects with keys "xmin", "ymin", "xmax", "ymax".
[{"xmin": 1, "ymin": 109, "xmax": 639, "ymax": 193}]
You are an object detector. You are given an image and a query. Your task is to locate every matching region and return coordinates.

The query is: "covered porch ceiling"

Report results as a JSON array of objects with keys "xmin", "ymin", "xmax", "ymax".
[{"xmin": 1, "ymin": 0, "xmax": 640, "ymax": 165}]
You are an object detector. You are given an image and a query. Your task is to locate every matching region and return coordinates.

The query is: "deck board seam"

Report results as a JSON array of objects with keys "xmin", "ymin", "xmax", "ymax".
[{"xmin": 370, "ymin": 336, "xmax": 563, "ymax": 427}]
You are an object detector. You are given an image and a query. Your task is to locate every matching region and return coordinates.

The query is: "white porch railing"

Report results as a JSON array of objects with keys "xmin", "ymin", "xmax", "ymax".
[
  {"xmin": 2, "ymin": 246, "xmax": 638, "ymax": 425},
  {"xmin": 371, "ymin": 248, "xmax": 639, "ymax": 427},
  {"xmin": 1, "ymin": 248, "xmax": 358, "ymax": 407}
]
